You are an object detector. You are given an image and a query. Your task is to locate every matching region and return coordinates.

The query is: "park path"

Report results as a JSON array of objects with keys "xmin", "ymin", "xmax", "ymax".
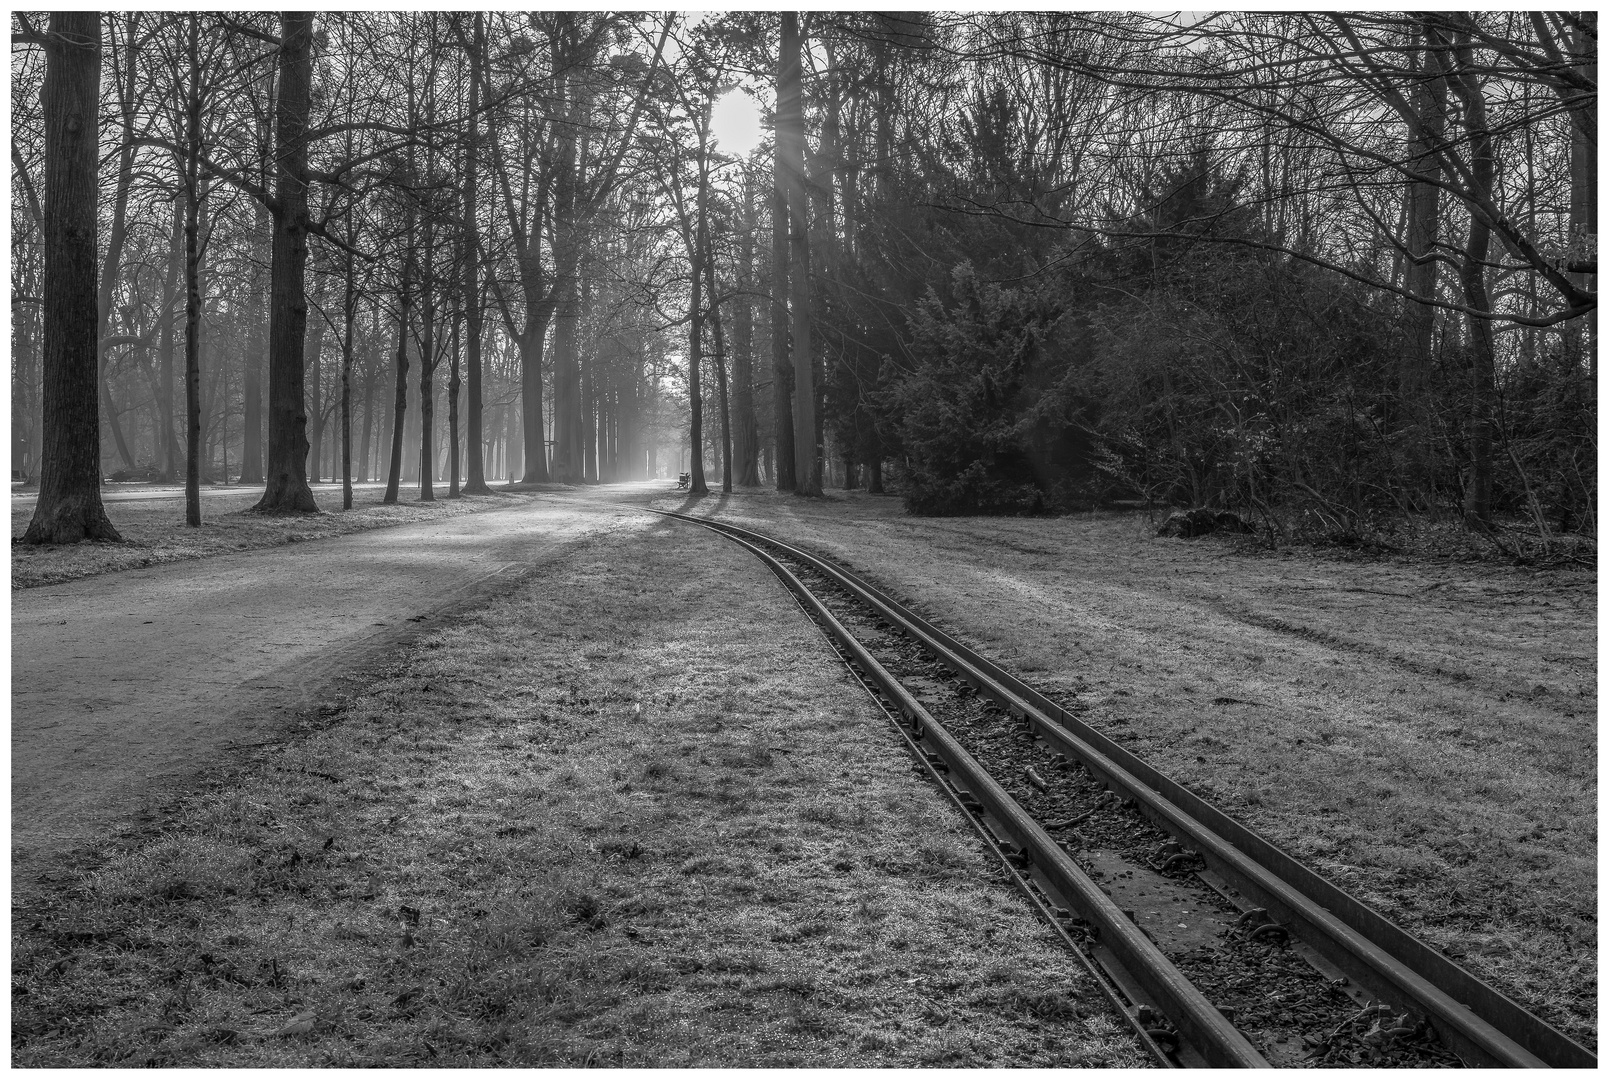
[
  {"xmin": 9, "ymin": 480, "xmax": 389, "ymax": 506},
  {"xmin": 12, "ymin": 490, "xmax": 646, "ymax": 861}
]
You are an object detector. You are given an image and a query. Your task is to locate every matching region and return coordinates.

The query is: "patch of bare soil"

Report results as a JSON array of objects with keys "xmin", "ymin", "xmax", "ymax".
[
  {"xmin": 11, "ymin": 505, "xmax": 1147, "ymax": 1067},
  {"xmin": 12, "ymin": 485, "xmax": 525, "ymax": 589},
  {"xmin": 655, "ymin": 487, "xmax": 1596, "ymax": 1051}
]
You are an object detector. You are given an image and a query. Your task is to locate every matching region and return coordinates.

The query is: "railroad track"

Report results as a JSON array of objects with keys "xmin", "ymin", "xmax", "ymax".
[{"xmin": 648, "ymin": 507, "xmax": 1595, "ymax": 1070}]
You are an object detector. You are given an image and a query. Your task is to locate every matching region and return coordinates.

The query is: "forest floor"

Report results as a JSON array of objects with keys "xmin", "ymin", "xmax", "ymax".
[
  {"xmin": 11, "ymin": 482, "xmax": 535, "ymax": 589},
  {"xmin": 646, "ymin": 486, "xmax": 1597, "ymax": 1051},
  {"xmin": 11, "ymin": 492, "xmax": 1144, "ymax": 1067}
]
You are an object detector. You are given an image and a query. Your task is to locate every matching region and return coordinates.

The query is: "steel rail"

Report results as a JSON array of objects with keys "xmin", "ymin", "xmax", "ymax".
[
  {"xmin": 649, "ymin": 507, "xmax": 1594, "ymax": 1070},
  {"xmin": 747, "ymin": 530, "xmax": 1182, "ymax": 1068},
  {"xmin": 711, "ymin": 526, "xmax": 1267, "ymax": 1068}
]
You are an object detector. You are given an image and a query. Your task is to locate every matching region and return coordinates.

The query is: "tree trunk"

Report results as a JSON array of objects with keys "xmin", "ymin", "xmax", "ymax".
[
  {"xmin": 383, "ymin": 260, "xmax": 414, "ymax": 504},
  {"xmin": 550, "ymin": 281, "xmax": 582, "ymax": 483},
  {"xmin": 580, "ymin": 278, "xmax": 597, "ymax": 484},
  {"xmin": 703, "ymin": 226, "xmax": 733, "ymax": 494},
  {"xmin": 240, "ymin": 51, "xmax": 274, "ymax": 485},
  {"xmin": 779, "ymin": 13, "xmax": 820, "ymax": 496},
  {"xmin": 687, "ymin": 143, "xmax": 710, "ymax": 496},
  {"xmin": 309, "ymin": 293, "xmax": 323, "ymax": 483},
  {"xmin": 1449, "ymin": 32, "xmax": 1496, "ymax": 531},
  {"xmin": 182, "ymin": 13, "xmax": 205, "ymax": 526},
  {"xmin": 507, "ymin": 401, "xmax": 524, "ymax": 482},
  {"xmin": 157, "ymin": 198, "xmax": 183, "ymax": 481},
  {"xmin": 1567, "ymin": 14, "xmax": 1597, "ymax": 382},
  {"xmin": 13, "ymin": 281, "xmax": 40, "ymax": 485},
  {"xmin": 517, "ymin": 315, "xmax": 549, "ymax": 482},
  {"xmin": 1399, "ymin": 19, "xmax": 1446, "ymax": 508},
  {"xmin": 358, "ymin": 324, "xmax": 376, "ymax": 484},
  {"xmin": 24, "ymin": 12, "xmax": 121, "ymax": 545},
  {"xmin": 253, "ymin": 11, "xmax": 317, "ymax": 513},
  {"xmin": 417, "ymin": 37, "xmax": 441, "ymax": 503},
  {"xmin": 733, "ymin": 171, "xmax": 761, "ymax": 486},
  {"xmin": 418, "ymin": 278, "xmax": 436, "ymax": 502},
  {"xmin": 341, "ymin": 251, "xmax": 356, "ymax": 511},
  {"xmin": 16, "ymin": 248, "xmax": 44, "ymax": 484},
  {"xmin": 770, "ymin": 100, "xmax": 796, "ymax": 492},
  {"xmin": 448, "ymin": 307, "xmax": 462, "ymax": 498},
  {"xmin": 239, "ymin": 203, "xmax": 269, "ymax": 484},
  {"xmin": 96, "ymin": 13, "xmax": 139, "ymax": 475},
  {"xmin": 547, "ymin": 69, "xmax": 586, "ymax": 484},
  {"xmin": 460, "ymin": 12, "xmax": 492, "ymax": 494}
]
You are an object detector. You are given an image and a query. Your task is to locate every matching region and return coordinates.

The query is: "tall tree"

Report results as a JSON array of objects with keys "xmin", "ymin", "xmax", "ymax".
[
  {"xmin": 731, "ymin": 165, "xmax": 762, "ymax": 485},
  {"xmin": 22, "ymin": 12, "xmax": 122, "ymax": 544},
  {"xmin": 770, "ymin": 125, "xmax": 795, "ymax": 492},
  {"xmin": 180, "ymin": 12, "xmax": 208, "ymax": 526},
  {"xmin": 778, "ymin": 12, "xmax": 820, "ymax": 495},
  {"xmin": 458, "ymin": 11, "xmax": 492, "ymax": 494},
  {"xmin": 253, "ymin": 11, "xmax": 317, "ymax": 513}
]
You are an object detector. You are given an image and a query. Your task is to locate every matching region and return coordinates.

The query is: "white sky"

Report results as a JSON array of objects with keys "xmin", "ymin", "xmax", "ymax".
[{"xmin": 710, "ymin": 87, "xmax": 765, "ymax": 159}]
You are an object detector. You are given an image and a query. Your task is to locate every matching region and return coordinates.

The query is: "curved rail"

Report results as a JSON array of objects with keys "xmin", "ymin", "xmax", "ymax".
[
  {"xmin": 726, "ymin": 529, "xmax": 1185, "ymax": 1067},
  {"xmin": 649, "ymin": 507, "xmax": 1594, "ymax": 1070},
  {"xmin": 711, "ymin": 525, "xmax": 1265, "ymax": 1067}
]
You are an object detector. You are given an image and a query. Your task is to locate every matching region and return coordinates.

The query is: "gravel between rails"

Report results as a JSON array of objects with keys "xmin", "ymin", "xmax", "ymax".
[{"xmin": 769, "ymin": 539, "xmax": 1463, "ymax": 1068}]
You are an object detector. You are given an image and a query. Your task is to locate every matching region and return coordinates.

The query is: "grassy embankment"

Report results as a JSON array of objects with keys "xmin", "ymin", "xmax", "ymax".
[
  {"xmin": 12, "ymin": 511, "xmax": 1145, "ymax": 1067},
  {"xmin": 668, "ymin": 487, "xmax": 1597, "ymax": 1049}
]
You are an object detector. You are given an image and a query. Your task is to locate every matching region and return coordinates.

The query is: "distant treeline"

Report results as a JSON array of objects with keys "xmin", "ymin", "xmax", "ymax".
[{"xmin": 12, "ymin": 13, "xmax": 1594, "ymax": 545}]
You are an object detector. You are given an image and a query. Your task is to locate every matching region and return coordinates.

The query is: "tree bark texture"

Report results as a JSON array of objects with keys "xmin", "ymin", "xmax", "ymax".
[
  {"xmin": 341, "ymin": 253, "xmax": 355, "ymax": 510},
  {"xmin": 703, "ymin": 226, "xmax": 733, "ymax": 493},
  {"xmin": 770, "ymin": 45, "xmax": 796, "ymax": 492},
  {"xmin": 383, "ymin": 236, "xmax": 416, "ymax": 504},
  {"xmin": 1398, "ymin": 20, "xmax": 1446, "ymax": 506},
  {"xmin": 418, "ymin": 253, "xmax": 437, "ymax": 502},
  {"xmin": 254, "ymin": 11, "xmax": 318, "ymax": 513},
  {"xmin": 460, "ymin": 12, "xmax": 492, "ymax": 493},
  {"xmin": 779, "ymin": 13, "xmax": 821, "ymax": 495},
  {"xmin": 687, "ymin": 164, "xmax": 709, "ymax": 495},
  {"xmin": 1449, "ymin": 33, "xmax": 1496, "ymax": 530},
  {"xmin": 182, "ymin": 13, "xmax": 205, "ymax": 527},
  {"xmin": 733, "ymin": 173, "xmax": 762, "ymax": 485},
  {"xmin": 1401, "ymin": 22, "xmax": 1445, "ymax": 388},
  {"xmin": 1567, "ymin": 15, "xmax": 1597, "ymax": 380},
  {"xmin": 547, "ymin": 86, "xmax": 586, "ymax": 484},
  {"xmin": 448, "ymin": 309, "xmax": 462, "ymax": 497},
  {"xmin": 157, "ymin": 198, "xmax": 183, "ymax": 481},
  {"xmin": 24, "ymin": 12, "xmax": 121, "ymax": 545}
]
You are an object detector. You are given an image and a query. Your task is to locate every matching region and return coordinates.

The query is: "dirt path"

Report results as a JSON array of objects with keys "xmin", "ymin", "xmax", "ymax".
[
  {"xmin": 12, "ymin": 490, "xmax": 646, "ymax": 861},
  {"xmin": 10, "ymin": 480, "xmax": 389, "ymax": 506}
]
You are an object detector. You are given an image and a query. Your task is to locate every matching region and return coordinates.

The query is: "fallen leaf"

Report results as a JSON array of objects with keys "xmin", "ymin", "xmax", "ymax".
[{"xmin": 272, "ymin": 1008, "xmax": 319, "ymax": 1037}]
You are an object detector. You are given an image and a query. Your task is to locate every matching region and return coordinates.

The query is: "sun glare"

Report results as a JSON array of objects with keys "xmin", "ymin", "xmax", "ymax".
[{"xmin": 710, "ymin": 87, "xmax": 764, "ymax": 159}]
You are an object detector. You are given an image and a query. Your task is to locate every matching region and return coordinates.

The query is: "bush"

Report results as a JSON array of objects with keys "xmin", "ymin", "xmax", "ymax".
[{"xmin": 886, "ymin": 264, "xmax": 1096, "ymax": 516}]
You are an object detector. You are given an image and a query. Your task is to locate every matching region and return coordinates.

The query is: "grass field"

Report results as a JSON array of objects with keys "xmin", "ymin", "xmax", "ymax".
[
  {"xmin": 659, "ymin": 488, "xmax": 1597, "ymax": 1049},
  {"xmin": 12, "ymin": 509, "xmax": 1146, "ymax": 1067}
]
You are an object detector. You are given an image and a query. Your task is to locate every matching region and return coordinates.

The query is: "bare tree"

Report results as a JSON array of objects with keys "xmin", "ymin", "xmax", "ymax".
[
  {"xmin": 21, "ymin": 12, "xmax": 122, "ymax": 545},
  {"xmin": 254, "ymin": 11, "xmax": 317, "ymax": 512},
  {"xmin": 778, "ymin": 12, "xmax": 820, "ymax": 495}
]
